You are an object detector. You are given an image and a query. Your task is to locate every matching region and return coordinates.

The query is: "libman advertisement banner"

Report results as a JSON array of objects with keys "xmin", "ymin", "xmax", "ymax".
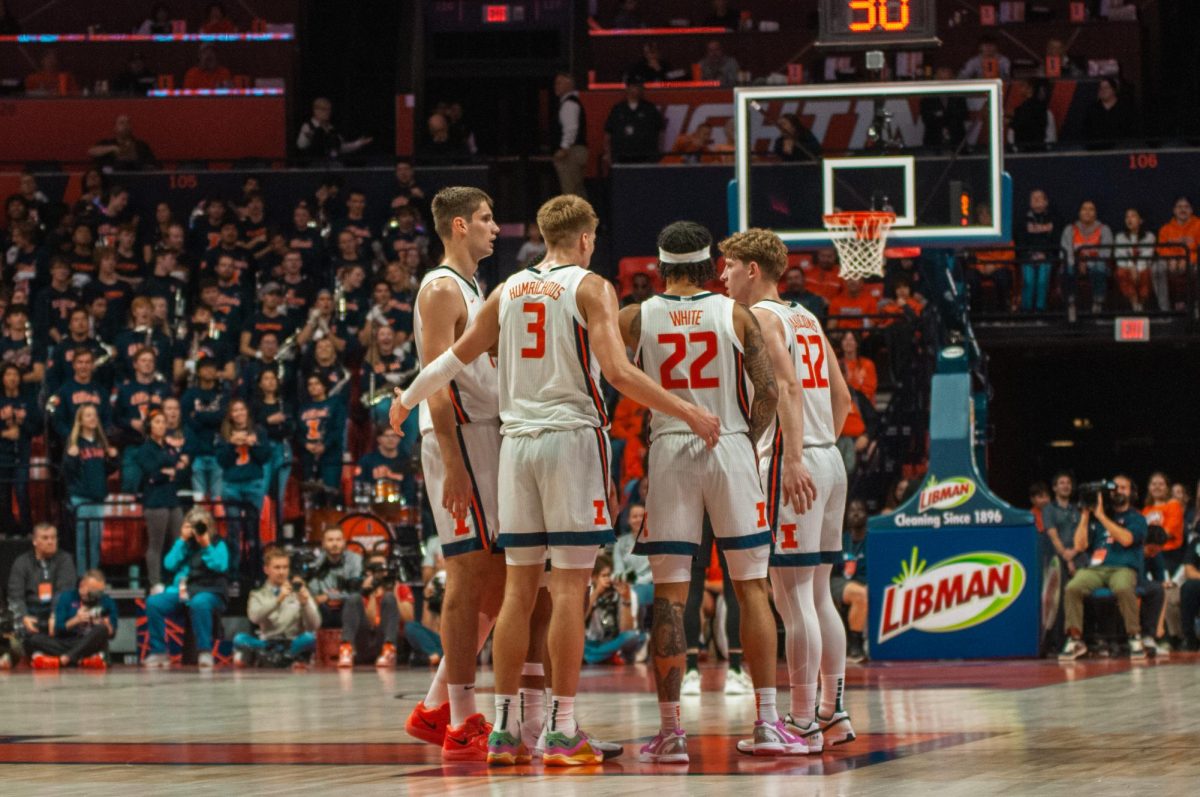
[
  {"xmin": 885, "ymin": 474, "xmax": 1032, "ymax": 530},
  {"xmin": 868, "ymin": 527, "xmax": 1041, "ymax": 660}
]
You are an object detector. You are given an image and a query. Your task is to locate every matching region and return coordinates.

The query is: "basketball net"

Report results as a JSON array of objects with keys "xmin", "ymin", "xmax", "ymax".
[{"xmin": 823, "ymin": 211, "xmax": 896, "ymax": 280}]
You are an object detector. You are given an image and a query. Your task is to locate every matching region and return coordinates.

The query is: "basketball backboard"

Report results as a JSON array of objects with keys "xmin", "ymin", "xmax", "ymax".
[{"xmin": 730, "ymin": 80, "xmax": 1011, "ymax": 248}]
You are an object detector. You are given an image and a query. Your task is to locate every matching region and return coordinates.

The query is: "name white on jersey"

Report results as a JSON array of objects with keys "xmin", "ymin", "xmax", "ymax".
[
  {"xmin": 497, "ymin": 265, "xmax": 608, "ymax": 436},
  {"xmin": 753, "ymin": 300, "xmax": 837, "ymax": 453},
  {"xmin": 414, "ymin": 266, "xmax": 498, "ymax": 434},
  {"xmin": 635, "ymin": 292, "xmax": 750, "ymax": 440}
]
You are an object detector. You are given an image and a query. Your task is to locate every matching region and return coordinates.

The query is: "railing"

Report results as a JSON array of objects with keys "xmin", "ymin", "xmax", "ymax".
[
  {"xmin": 71, "ymin": 497, "xmax": 261, "ymax": 591},
  {"xmin": 962, "ymin": 243, "xmax": 1198, "ymax": 321}
]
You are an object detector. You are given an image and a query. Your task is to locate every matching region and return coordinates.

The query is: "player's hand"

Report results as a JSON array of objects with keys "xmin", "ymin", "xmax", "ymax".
[
  {"xmin": 389, "ymin": 389, "xmax": 410, "ymax": 436},
  {"xmin": 607, "ymin": 481, "xmax": 619, "ymax": 524},
  {"xmin": 442, "ymin": 458, "xmax": 473, "ymax": 524},
  {"xmin": 782, "ymin": 455, "xmax": 817, "ymax": 515},
  {"xmin": 22, "ymin": 616, "xmax": 38, "ymax": 634},
  {"xmin": 687, "ymin": 407, "xmax": 721, "ymax": 449}
]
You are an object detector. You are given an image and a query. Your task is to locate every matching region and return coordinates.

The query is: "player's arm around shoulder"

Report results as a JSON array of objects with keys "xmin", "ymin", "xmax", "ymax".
[
  {"xmin": 578, "ymin": 273, "xmax": 720, "ymax": 446},
  {"xmin": 733, "ymin": 302, "xmax": 778, "ymax": 444},
  {"xmin": 450, "ymin": 282, "xmax": 504, "ymax": 363}
]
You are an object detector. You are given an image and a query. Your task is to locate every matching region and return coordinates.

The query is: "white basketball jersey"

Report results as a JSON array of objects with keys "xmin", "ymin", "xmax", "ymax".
[
  {"xmin": 635, "ymin": 292, "xmax": 750, "ymax": 440},
  {"xmin": 753, "ymin": 299, "xmax": 837, "ymax": 452},
  {"xmin": 497, "ymin": 264, "xmax": 608, "ymax": 436},
  {"xmin": 414, "ymin": 265, "xmax": 499, "ymax": 434}
]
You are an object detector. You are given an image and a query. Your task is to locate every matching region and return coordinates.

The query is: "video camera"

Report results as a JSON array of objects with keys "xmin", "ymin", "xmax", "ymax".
[
  {"xmin": 289, "ymin": 547, "xmax": 322, "ymax": 582},
  {"xmin": 1077, "ymin": 479, "xmax": 1117, "ymax": 513}
]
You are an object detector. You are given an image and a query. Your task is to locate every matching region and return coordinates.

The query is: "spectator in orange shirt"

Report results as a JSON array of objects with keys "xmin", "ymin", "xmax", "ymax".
[
  {"xmin": 24, "ymin": 49, "xmax": 79, "ymax": 96},
  {"xmin": 183, "ymin": 44, "xmax": 233, "ymax": 90},
  {"xmin": 838, "ymin": 331, "xmax": 877, "ymax": 405},
  {"xmin": 664, "ymin": 123, "xmax": 714, "ymax": 164},
  {"xmin": 609, "ymin": 395, "xmax": 647, "ymax": 487},
  {"xmin": 1143, "ymin": 472, "xmax": 1185, "ymax": 561},
  {"xmin": 1156, "ymin": 195, "xmax": 1200, "ymax": 311},
  {"xmin": 200, "ymin": 2, "xmax": 238, "ymax": 34},
  {"xmin": 828, "ymin": 278, "xmax": 877, "ymax": 331},
  {"xmin": 804, "ymin": 247, "xmax": 844, "ymax": 300}
]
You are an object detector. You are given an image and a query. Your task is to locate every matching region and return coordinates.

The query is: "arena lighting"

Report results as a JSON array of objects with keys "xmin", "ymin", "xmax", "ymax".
[
  {"xmin": 147, "ymin": 87, "xmax": 284, "ymax": 97},
  {"xmin": 0, "ymin": 33, "xmax": 292, "ymax": 42},
  {"xmin": 1048, "ymin": 440, "xmax": 1075, "ymax": 448},
  {"xmin": 590, "ymin": 26, "xmax": 731, "ymax": 36}
]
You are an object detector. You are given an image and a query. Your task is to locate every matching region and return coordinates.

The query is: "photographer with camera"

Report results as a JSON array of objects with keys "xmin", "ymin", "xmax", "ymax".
[
  {"xmin": 143, "ymin": 508, "xmax": 230, "ymax": 670},
  {"xmin": 234, "ymin": 545, "xmax": 321, "ymax": 667},
  {"xmin": 6, "ymin": 523, "xmax": 76, "ymax": 640},
  {"xmin": 307, "ymin": 527, "xmax": 363, "ymax": 629},
  {"xmin": 337, "ymin": 552, "xmax": 414, "ymax": 668},
  {"xmin": 27, "ymin": 570, "xmax": 117, "ymax": 669},
  {"xmin": 583, "ymin": 554, "xmax": 646, "ymax": 665},
  {"xmin": 1059, "ymin": 475, "xmax": 1149, "ymax": 660}
]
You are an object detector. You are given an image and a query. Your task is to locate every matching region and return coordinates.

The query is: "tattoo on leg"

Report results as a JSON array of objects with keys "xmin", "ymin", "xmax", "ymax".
[
  {"xmin": 651, "ymin": 598, "xmax": 686, "ymax": 701},
  {"xmin": 651, "ymin": 599, "xmax": 686, "ymax": 657}
]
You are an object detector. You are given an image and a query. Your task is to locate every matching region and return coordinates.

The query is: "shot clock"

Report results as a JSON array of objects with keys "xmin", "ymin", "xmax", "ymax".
[{"xmin": 817, "ymin": 0, "xmax": 940, "ymax": 49}]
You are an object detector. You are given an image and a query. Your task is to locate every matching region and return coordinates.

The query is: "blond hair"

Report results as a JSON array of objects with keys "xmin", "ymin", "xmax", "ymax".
[
  {"xmin": 718, "ymin": 228, "xmax": 790, "ymax": 281},
  {"xmin": 67, "ymin": 404, "xmax": 111, "ymax": 453},
  {"xmin": 431, "ymin": 186, "xmax": 494, "ymax": 240},
  {"xmin": 536, "ymin": 195, "xmax": 598, "ymax": 248}
]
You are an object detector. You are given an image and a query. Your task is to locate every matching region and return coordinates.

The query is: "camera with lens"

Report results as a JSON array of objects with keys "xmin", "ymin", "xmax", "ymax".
[
  {"xmin": 289, "ymin": 546, "xmax": 321, "ymax": 582},
  {"xmin": 357, "ymin": 559, "xmax": 399, "ymax": 594},
  {"xmin": 426, "ymin": 571, "xmax": 447, "ymax": 613},
  {"xmin": 1077, "ymin": 479, "xmax": 1116, "ymax": 513}
]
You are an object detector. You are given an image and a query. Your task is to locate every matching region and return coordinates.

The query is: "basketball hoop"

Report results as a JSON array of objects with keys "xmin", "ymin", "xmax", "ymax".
[{"xmin": 822, "ymin": 211, "xmax": 896, "ymax": 280}]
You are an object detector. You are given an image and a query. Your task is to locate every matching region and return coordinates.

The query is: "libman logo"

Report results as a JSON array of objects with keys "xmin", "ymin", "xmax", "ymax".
[
  {"xmin": 878, "ymin": 547, "xmax": 1026, "ymax": 643},
  {"xmin": 917, "ymin": 476, "xmax": 976, "ymax": 512}
]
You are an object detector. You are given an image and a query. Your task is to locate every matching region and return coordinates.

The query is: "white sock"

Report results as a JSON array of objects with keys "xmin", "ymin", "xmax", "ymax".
[
  {"xmin": 659, "ymin": 701, "xmax": 682, "ymax": 733},
  {"xmin": 549, "ymin": 695, "xmax": 576, "ymax": 735},
  {"xmin": 494, "ymin": 694, "xmax": 518, "ymax": 733},
  {"xmin": 423, "ymin": 657, "xmax": 449, "ymax": 708},
  {"xmin": 791, "ymin": 682, "xmax": 818, "ymax": 726},
  {"xmin": 819, "ymin": 673, "xmax": 845, "ymax": 717},
  {"xmin": 519, "ymin": 688, "xmax": 544, "ymax": 727},
  {"xmin": 448, "ymin": 683, "xmax": 477, "ymax": 727},
  {"xmin": 755, "ymin": 688, "xmax": 779, "ymax": 724}
]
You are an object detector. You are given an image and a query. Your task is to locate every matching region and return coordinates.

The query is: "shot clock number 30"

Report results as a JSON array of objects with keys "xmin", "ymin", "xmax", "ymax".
[{"xmin": 817, "ymin": 0, "xmax": 940, "ymax": 48}]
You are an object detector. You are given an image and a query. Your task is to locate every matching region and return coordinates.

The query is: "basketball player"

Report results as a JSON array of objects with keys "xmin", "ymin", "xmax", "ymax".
[
  {"xmin": 620, "ymin": 221, "xmax": 815, "ymax": 761},
  {"xmin": 402, "ymin": 187, "xmax": 506, "ymax": 761},
  {"xmin": 392, "ymin": 195, "xmax": 720, "ymax": 766},
  {"xmin": 720, "ymin": 228, "xmax": 857, "ymax": 751}
]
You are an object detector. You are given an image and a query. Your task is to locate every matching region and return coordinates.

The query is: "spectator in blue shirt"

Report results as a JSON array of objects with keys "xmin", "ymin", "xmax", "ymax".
[
  {"xmin": 0, "ymin": 363, "xmax": 38, "ymax": 537},
  {"xmin": 62, "ymin": 405, "xmax": 118, "ymax": 570},
  {"xmin": 180, "ymin": 357, "xmax": 228, "ymax": 499},
  {"xmin": 26, "ymin": 570, "xmax": 117, "ymax": 669},
  {"xmin": 142, "ymin": 508, "xmax": 230, "ymax": 671},
  {"xmin": 251, "ymin": 367, "xmax": 293, "ymax": 531},
  {"xmin": 136, "ymin": 409, "xmax": 188, "ymax": 590},
  {"xmin": 216, "ymin": 399, "xmax": 269, "ymax": 573},
  {"xmin": 1060, "ymin": 475, "xmax": 1148, "ymax": 660},
  {"xmin": 51, "ymin": 347, "xmax": 109, "ymax": 441}
]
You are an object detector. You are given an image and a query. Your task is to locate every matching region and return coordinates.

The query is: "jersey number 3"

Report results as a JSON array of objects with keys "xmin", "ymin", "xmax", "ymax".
[
  {"xmin": 658, "ymin": 331, "xmax": 719, "ymax": 389},
  {"xmin": 521, "ymin": 303, "xmax": 546, "ymax": 359}
]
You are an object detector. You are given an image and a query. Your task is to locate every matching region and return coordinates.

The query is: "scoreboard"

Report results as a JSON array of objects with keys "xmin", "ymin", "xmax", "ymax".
[{"xmin": 817, "ymin": 0, "xmax": 940, "ymax": 49}]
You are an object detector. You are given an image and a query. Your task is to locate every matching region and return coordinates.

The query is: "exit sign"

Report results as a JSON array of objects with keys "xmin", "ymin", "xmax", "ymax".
[
  {"xmin": 484, "ymin": 4, "xmax": 508, "ymax": 22},
  {"xmin": 1114, "ymin": 316, "xmax": 1150, "ymax": 342}
]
